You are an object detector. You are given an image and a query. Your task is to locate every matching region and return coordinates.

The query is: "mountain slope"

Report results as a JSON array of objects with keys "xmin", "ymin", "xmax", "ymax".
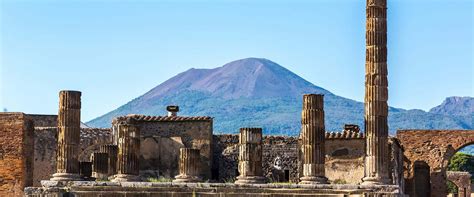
[
  {"xmin": 87, "ymin": 58, "xmax": 472, "ymax": 135},
  {"xmin": 430, "ymin": 96, "xmax": 474, "ymax": 116}
]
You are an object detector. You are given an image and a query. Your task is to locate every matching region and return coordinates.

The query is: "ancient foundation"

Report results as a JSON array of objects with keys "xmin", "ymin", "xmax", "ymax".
[
  {"xmin": 51, "ymin": 90, "xmax": 82, "ymax": 181},
  {"xmin": 100, "ymin": 144, "xmax": 118, "ymax": 177},
  {"xmin": 173, "ymin": 148, "xmax": 202, "ymax": 183},
  {"xmin": 91, "ymin": 152, "xmax": 109, "ymax": 181},
  {"xmin": 300, "ymin": 94, "xmax": 328, "ymax": 184},
  {"xmin": 111, "ymin": 118, "xmax": 141, "ymax": 182},
  {"xmin": 235, "ymin": 128, "xmax": 266, "ymax": 184},
  {"xmin": 362, "ymin": 0, "xmax": 390, "ymax": 185}
]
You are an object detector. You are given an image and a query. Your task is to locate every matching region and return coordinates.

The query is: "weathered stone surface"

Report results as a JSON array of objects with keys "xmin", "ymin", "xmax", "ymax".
[
  {"xmin": 91, "ymin": 152, "xmax": 109, "ymax": 180},
  {"xmin": 446, "ymin": 171, "xmax": 471, "ymax": 197},
  {"xmin": 51, "ymin": 90, "xmax": 82, "ymax": 181},
  {"xmin": 112, "ymin": 113, "xmax": 213, "ymax": 180},
  {"xmin": 99, "ymin": 144, "xmax": 118, "ymax": 177},
  {"xmin": 0, "ymin": 113, "xmax": 34, "ymax": 197},
  {"xmin": 397, "ymin": 129, "xmax": 474, "ymax": 197},
  {"xmin": 112, "ymin": 118, "xmax": 141, "ymax": 182},
  {"xmin": 25, "ymin": 181, "xmax": 404, "ymax": 196},
  {"xmin": 173, "ymin": 148, "xmax": 202, "ymax": 182},
  {"xmin": 299, "ymin": 94, "xmax": 328, "ymax": 184},
  {"xmin": 362, "ymin": 0, "xmax": 390, "ymax": 186},
  {"xmin": 79, "ymin": 162, "xmax": 92, "ymax": 180},
  {"xmin": 235, "ymin": 128, "xmax": 266, "ymax": 184}
]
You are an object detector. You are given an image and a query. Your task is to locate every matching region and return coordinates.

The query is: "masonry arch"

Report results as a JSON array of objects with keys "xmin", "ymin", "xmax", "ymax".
[{"xmin": 397, "ymin": 130, "xmax": 474, "ymax": 197}]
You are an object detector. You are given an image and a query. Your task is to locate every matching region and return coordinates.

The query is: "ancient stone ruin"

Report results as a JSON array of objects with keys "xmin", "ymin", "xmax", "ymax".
[{"xmin": 0, "ymin": 0, "xmax": 471, "ymax": 196}]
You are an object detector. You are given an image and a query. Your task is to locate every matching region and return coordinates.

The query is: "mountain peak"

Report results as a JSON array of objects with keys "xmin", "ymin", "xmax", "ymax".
[
  {"xmin": 429, "ymin": 96, "xmax": 474, "ymax": 116},
  {"xmin": 144, "ymin": 58, "xmax": 329, "ymax": 100}
]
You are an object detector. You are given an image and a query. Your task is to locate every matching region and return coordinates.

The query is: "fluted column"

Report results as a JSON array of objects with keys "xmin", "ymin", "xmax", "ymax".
[
  {"xmin": 111, "ymin": 118, "xmax": 141, "ymax": 182},
  {"xmin": 235, "ymin": 128, "xmax": 266, "ymax": 184},
  {"xmin": 173, "ymin": 148, "xmax": 202, "ymax": 182},
  {"xmin": 362, "ymin": 0, "xmax": 390, "ymax": 185},
  {"xmin": 91, "ymin": 152, "xmax": 109, "ymax": 181},
  {"xmin": 51, "ymin": 90, "xmax": 82, "ymax": 181},
  {"xmin": 299, "ymin": 94, "xmax": 328, "ymax": 184},
  {"xmin": 100, "ymin": 144, "xmax": 118, "ymax": 177}
]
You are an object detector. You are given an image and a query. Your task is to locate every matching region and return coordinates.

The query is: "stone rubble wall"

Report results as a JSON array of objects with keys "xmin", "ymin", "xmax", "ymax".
[
  {"xmin": 213, "ymin": 134, "xmax": 366, "ymax": 184},
  {"xmin": 32, "ymin": 127, "xmax": 112, "ymax": 186}
]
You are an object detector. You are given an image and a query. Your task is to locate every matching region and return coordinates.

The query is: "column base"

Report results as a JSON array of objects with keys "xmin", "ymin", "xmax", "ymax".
[
  {"xmin": 299, "ymin": 176, "xmax": 329, "ymax": 184},
  {"xmin": 173, "ymin": 175, "xmax": 202, "ymax": 183},
  {"xmin": 235, "ymin": 176, "xmax": 266, "ymax": 184},
  {"xmin": 110, "ymin": 174, "xmax": 141, "ymax": 182},
  {"xmin": 361, "ymin": 176, "xmax": 390, "ymax": 185},
  {"xmin": 50, "ymin": 173, "xmax": 82, "ymax": 181}
]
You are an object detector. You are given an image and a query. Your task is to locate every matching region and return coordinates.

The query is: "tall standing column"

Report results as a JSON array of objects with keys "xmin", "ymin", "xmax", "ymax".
[
  {"xmin": 235, "ymin": 128, "xmax": 266, "ymax": 184},
  {"xmin": 362, "ymin": 0, "xmax": 390, "ymax": 185},
  {"xmin": 111, "ymin": 118, "xmax": 141, "ymax": 182},
  {"xmin": 51, "ymin": 90, "xmax": 82, "ymax": 181},
  {"xmin": 299, "ymin": 94, "xmax": 328, "ymax": 184},
  {"xmin": 173, "ymin": 148, "xmax": 202, "ymax": 183}
]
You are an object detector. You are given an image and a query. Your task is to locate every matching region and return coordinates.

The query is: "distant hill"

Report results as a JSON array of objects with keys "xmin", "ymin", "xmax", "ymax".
[{"xmin": 87, "ymin": 58, "xmax": 473, "ymax": 135}]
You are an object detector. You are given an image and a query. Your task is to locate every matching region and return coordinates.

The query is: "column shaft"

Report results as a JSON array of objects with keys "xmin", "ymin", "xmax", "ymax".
[
  {"xmin": 100, "ymin": 144, "xmax": 118, "ymax": 177},
  {"xmin": 300, "ymin": 94, "xmax": 328, "ymax": 184},
  {"xmin": 362, "ymin": 0, "xmax": 390, "ymax": 185},
  {"xmin": 173, "ymin": 148, "xmax": 202, "ymax": 182},
  {"xmin": 91, "ymin": 152, "xmax": 109, "ymax": 180},
  {"xmin": 51, "ymin": 90, "xmax": 82, "ymax": 181},
  {"xmin": 111, "ymin": 118, "xmax": 141, "ymax": 182},
  {"xmin": 235, "ymin": 128, "xmax": 266, "ymax": 184}
]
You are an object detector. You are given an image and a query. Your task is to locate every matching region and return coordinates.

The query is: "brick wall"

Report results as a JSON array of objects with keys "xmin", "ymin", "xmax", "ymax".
[{"xmin": 0, "ymin": 113, "xmax": 34, "ymax": 197}]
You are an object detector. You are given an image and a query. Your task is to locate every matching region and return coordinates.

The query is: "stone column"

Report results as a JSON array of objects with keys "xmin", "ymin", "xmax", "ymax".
[
  {"xmin": 100, "ymin": 144, "xmax": 118, "ymax": 177},
  {"xmin": 91, "ymin": 152, "xmax": 109, "ymax": 180},
  {"xmin": 362, "ymin": 0, "xmax": 390, "ymax": 185},
  {"xmin": 111, "ymin": 118, "xmax": 141, "ymax": 182},
  {"xmin": 51, "ymin": 90, "xmax": 82, "ymax": 181},
  {"xmin": 299, "ymin": 94, "xmax": 328, "ymax": 184},
  {"xmin": 235, "ymin": 128, "xmax": 266, "ymax": 184},
  {"xmin": 173, "ymin": 148, "xmax": 202, "ymax": 183}
]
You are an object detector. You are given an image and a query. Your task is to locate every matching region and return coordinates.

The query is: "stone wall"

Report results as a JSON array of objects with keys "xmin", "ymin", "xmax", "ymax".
[
  {"xmin": 112, "ymin": 115, "xmax": 213, "ymax": 180},
  {"xmin": 0, "ymin": 113, "xmax": 34, "ymax": 197},
  {"xmin": 213, "ymin": 132, "xmax": 366, "ymax": 184},
  {"xmin": 32, "ymin": 127, "xmax": 112, "ymax": 186},
  {"xmin": 397, "ymin": 129, "xmax": 474, "ymax": 197}
]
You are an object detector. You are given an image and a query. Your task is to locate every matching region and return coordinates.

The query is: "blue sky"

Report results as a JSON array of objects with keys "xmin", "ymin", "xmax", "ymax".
[{"xmin": 0, "ymin": 0, "xmax": 472, "ymax": 121}]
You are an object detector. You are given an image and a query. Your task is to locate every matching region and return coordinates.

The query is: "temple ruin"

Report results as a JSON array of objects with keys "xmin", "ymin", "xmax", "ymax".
[{"xmin": 0, "ymin": 0, "xmax": 471, "ymax": 196}]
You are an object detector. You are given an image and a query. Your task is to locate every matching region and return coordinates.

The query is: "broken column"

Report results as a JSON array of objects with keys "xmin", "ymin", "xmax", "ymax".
[
  {"xmin": 299, "ymin": 94, "xmax": 328, "ymax": 184},
  {"xmin": 173, "ymin": 148, "xmax": 202, "ymax": 183},
  {"xmin": 100, "ymin": 144, "xmax": 118, "ymax": 177},
  {"xmin": 91, "ymin": 152, "xmax": 109, "ymax": 181},
  {"xmin": 362, "ymin": 0, "xmax": 390, "ymax": 185},
  {"xmin": 51, "ymin": 90, "xmax": 82, "ymax": 181},
  {"xmin": 111, "ymin": 117, "xmax": 141, "ymax": 182},
  {"xmin": 235, "ymin": 128, "xmax": 266, "ymax": 184}
]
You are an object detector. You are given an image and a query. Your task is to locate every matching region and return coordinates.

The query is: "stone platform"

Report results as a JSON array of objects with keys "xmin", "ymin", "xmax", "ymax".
[{"xmin": 24, "ymin": 181, "xmax": 404, "ymax": 197}]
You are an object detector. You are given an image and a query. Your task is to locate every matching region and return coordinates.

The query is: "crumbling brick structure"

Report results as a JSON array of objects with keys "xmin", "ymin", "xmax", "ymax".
[
  {"xmin": 397, "ymin": 129, "xmax": 474, "ymax": 197},
  {"xmin": 446, "ymin": 171, "xmax": 471, "ymax": 197},
  {"xmin": 0, "ymin": 113, "xmax": 34, "ymax": 196}
]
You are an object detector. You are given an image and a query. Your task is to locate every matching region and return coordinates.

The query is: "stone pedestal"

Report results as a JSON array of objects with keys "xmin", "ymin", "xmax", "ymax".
[
  {"xmin": 79, "ymin": 162, "xmax": 92, "ymax": 180},
  {"xmin": 299, "ymin": 94, "xmax": 328, "ymax": 184},
  {"xmin": 100, "ymin": 144, "xmax": 118, "ymax": 177},
  {"xmin": 51, "ymin": 90, "xmax": 82, "ymax": 181},
  {"xmin": 362, "ymin": 0, "xmax": 390, "ymax": 185},
  {"xmin": 173, "ymin": 148, "xmax": 202, "ymax": 183},
  {"xmin": 235, "ymin": 128, "xmax": 266, "ymax": 184},
  {"xmin": 91, "ymin": 152, "xmax": 109, "ymax": 181},
  {"xmin": 111, "ymin": 118, "xmax": 141, "ymax": 182}
]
